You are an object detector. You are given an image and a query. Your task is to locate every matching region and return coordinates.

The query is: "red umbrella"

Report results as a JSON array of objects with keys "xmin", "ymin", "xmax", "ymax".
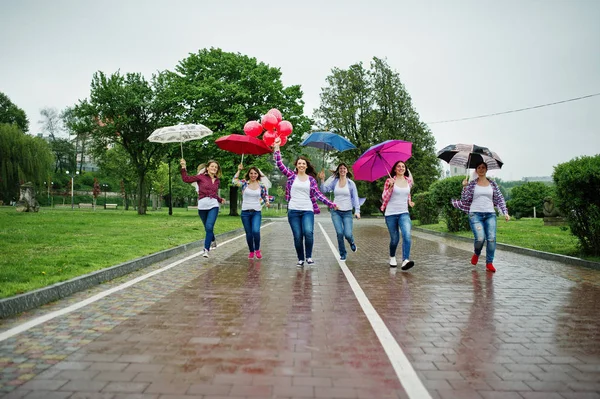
[{"xmin": 215, "ymin": 134, "xmax": 272, "ymax": 162}]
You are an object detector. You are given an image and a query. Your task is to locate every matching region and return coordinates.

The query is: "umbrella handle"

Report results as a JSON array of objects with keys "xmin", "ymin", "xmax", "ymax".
[
  {"xmin": 466, "ymin": 153, "xmax": 471, "ymax": 179},
  {"xmin": 241, "ymin": 153, "xmax": 244, "ymax": 164},
  {"xmin": 180, "ymin": 142, "xmax": 184, "ymax": 160}
]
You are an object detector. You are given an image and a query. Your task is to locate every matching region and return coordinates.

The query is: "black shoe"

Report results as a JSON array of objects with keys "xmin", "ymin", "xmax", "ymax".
[
  {"xmin": 401, "ymin": 260, "xmax": 415, "ymax": 271},
  {"xmin": 306, "ymin": 258, "xmax": 315, "ymax": 265},
  {"xmin": 340, "ymin": 254, "xmax": 347, "ymax": 261},
  {"xmin": 350, "ymin": 243, "xmax": 357, "ymax": 252},
  {"xmin": 297, "ymin": 260, "xmax": 304, "ymax": 267}
]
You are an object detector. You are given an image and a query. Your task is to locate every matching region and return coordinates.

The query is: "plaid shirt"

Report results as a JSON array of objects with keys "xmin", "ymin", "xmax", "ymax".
[
  {"xmin": 231, "ymin": 177, "xmax": 269, "ymax": 206},
  {"xmin": 274, "ymin": 150, "xmax": 335, "ymax": 214},
  {"xmin": 452, "ymin": 179, "xmax": 508, "ymax": 215},
  {"xmin": 380, "ymin": 177, "xmax": 413, "ymax": 211}
]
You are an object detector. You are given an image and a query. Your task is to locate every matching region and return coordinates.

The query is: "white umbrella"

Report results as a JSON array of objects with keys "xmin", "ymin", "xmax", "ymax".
[{"xmin": 147, "ymin": 124, "xmax": 213, "ymax": 158}]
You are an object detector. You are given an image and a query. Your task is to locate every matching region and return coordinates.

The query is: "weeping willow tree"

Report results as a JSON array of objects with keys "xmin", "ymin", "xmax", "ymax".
[{"xmin": 0, "ymin": 124, "xmax": 54, "ymax": 204}]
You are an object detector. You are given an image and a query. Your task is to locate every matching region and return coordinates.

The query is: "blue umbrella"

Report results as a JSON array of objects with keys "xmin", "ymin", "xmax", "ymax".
[
  {"xmin": 301, "ymin": 131, "xmax": 357, "ymax": 152},
  {"xmin": 301, "ymin": 131, "xmax": 357, "ymax": 169}
]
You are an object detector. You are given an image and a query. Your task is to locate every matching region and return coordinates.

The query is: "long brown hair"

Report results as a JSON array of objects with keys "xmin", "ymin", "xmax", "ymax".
[
  {"xmin": 244, "ymin": 166, "xmax": 262, "ymax": 181},
  {"xmin": 334, "ymin": 163, "xmax": 353, "ymax": 179},
  {"xmin": 390, "ymin": 160, "xmax": 410, "ymax": 178},
  {"xmin": 294, "ymin": 156, "xmax": 317, "ymax": 178}
]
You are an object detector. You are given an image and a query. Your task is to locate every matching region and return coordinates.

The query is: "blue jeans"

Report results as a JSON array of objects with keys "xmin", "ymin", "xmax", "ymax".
[
  {"xmin": 287, "ymin": 210, "xmax": 314, "ymax": 260},
  {"xmin": 198, "ymin": 207, "xmax": 219, "ymax": 250},
  {"xmin": 331, "ymin": 210, "xmax": 354, "ymax": 257},
  {"xmin": 469, "ymin": 212, "xmax": 497, "ymax": 263},
  {"xmin": 385, "ymin": 213, "xmax": 412, "ymax": 260},
  {"xmin": 241, "ymin": 210, "xmax": 262, "ymax": 252}
]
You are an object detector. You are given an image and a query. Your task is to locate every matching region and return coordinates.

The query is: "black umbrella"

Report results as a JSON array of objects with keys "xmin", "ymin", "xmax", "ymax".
[{"xmin": 437, "ymin": 143, "xmax": 503, "ymax": 170}]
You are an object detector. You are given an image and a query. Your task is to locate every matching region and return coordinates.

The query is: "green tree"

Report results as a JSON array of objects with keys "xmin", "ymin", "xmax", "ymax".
[
  {"xmin": 430, "ymin": 176, "xmax": 470, "ymax": 232},
  {"xmin": 96, "ymin": 145, "xmax": 138, "ymax": 210},
  {"xmin": 62, "ymin": 106, "xmax": 93, "ymax": 175},
  {"xmin": 70, "ymin": 71, "xmax": 168, "ymax": 214},
  {"xmin": 0, "ymin": 124, "xmax": 54, "ymax": 203},
  {"xmin": 154, "ymin": 48, "xmax": 312, "ymax": 214},
  {"xmin": 314, "ymin": 57, "xmax": 440, "ymax": 214},
  {"xmin": 0, "ymin": 92, "xmax": 29, "ymax": 132},
  {"xmin": 506, "ymin": 182, "xmax": 551, "ymax": 218},
  {"xmin": 554, "ymin": 155, "xmax": 600, "ymax": 256}
]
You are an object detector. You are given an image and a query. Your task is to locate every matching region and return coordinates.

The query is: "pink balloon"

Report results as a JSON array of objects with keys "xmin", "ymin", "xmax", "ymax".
[
  {"xmin": 261, "ymin": 113, "xmax": 278, "ymax": 131},
  {"xmin": 279, "ymin": 135, "xmax": 288, "ymax": 147},
  {"xmin": 263, "ymin": 130, "xmax": 277, "ymax": 147},
  {"xmin": 267, "ymin": 108, "xmax": 283, "ymax": 123},
  {"xmin": 243, "ymin": 121, "xmax": 263, "ymax": 137},
  {"xmin": 277, "ymin": 120, "xmax": 293, "ymax": 137}
]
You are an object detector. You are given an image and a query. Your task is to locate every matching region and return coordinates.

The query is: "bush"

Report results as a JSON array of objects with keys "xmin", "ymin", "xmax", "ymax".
[
  {"xmin": 506, "ymin": 182, "xmax": 552, "ymax": 218},
  {"xmin": 412, "ymin": 191, "xmax": 439, "ymax": 225},
  {"xmin": 553, "ymin": 155, "xmax": 600, "ymax": 256},
  {"xmin": 430, "ymin": 176, "xmax": 470, "ymax": 232}
]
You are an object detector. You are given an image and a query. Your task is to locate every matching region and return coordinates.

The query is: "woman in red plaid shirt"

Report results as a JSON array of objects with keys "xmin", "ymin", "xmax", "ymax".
[{"xmin": 380, "ymin": 160, "xmax": 415, "ymax": 270}]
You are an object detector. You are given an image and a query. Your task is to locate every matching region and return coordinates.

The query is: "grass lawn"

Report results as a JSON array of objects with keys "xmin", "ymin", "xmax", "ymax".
[
  {"xmin": 417, "ymin": 217, "xmax": 600, "ymax": 262},
  {"xmin": 0, "ymin": 206, "xmax": 252, "ymax": 299}
]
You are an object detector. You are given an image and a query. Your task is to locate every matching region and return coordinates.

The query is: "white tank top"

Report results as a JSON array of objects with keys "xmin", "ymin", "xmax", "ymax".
[
  {"xmin": 288, "ymin": 177, "xmax": 313, "ymax": 211},
  {"xmin": 470, "ymin": 184, "xmax": 494, "ymax": 213},
  {"xmin": 385, "ymin": 185, "xmax": 410, "ymax": 216},
  {"xmin": 242, "ymin": 186, "xmax": 262, "ymax": 211},
  {"xmin": 334, "ymin": 182, "xmax": 352, "ymax": 211}
]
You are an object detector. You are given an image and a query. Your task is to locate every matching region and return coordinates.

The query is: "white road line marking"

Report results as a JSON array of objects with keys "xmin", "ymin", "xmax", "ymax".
[
  {"xmin": 0, "ymin": 224, "xmax": 275, "ymax": 342},
  {"xmin": 318, "ymin": 222, "xmax": 432, "ymax": 399}
]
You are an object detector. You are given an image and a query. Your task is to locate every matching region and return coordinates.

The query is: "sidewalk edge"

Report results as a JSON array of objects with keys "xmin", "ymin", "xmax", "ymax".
[
  {"xmin": 0, "ymin": 228, "xmax": 245, "ymax": 319},
  {"xmin": 413, "ymin": 227, "xmax": 600, "ymax": 271}
]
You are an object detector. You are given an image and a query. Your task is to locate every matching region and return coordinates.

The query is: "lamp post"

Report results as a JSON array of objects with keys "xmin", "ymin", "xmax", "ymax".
[
  {"xmin": 43, "ymin": 181, "xmax": 53, "ymax": 206},
  {"xmin": 66, "ymin": 171, "xmax": 79, "ymax": 210},
  {"xmin": 101, "ymin": 183, "xmax": 108, "ymax": 209}
]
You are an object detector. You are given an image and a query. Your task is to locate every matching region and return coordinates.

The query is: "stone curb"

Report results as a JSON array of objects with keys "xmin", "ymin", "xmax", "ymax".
[
  {"xmin": 413, "ymin": 226, "xmax": 600, "ymax": 271},
  {"xmin": 0, "ymin": 228, "xmax": 246, "ymax": 319}
]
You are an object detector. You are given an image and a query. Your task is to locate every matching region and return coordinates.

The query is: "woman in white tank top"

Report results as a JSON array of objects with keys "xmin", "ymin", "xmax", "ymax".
[
  {"xmin": 233, "ymin": 164, "xmax": 270, "ymax": 260},
  {"xmin": 380, "ymin": 161, "xmax": 415, "ymax": 270}
]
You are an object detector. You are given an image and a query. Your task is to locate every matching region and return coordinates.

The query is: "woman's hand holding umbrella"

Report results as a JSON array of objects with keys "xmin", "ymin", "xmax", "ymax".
[{"xmin": 180, "ymin": 158, "xmax": 187, "ymax": 169}]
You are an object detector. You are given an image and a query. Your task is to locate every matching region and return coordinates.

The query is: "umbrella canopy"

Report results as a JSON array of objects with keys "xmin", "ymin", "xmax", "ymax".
[
  {"xmin": 147, "ymin": 124, "xmax": 213, "ymax": 158},
  {"xmin": 215, "ymin": 134, "xmax": 272, "ymax": 162},
  {"xmin": 300, "ymin": 131, "xmax": 357, "ymax": 152},
  {"xmin": 352, "ymin": 140, "xmax": 413, "ymax": 182},
  {"xmin": 437, "ymin": 143, "xmax": 503, "ymax": 170}
]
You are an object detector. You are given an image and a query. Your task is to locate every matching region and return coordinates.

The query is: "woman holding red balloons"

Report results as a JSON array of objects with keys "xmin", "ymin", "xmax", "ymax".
[{"xmin": 273, "ymin": 136, "xmax": 337, "ymax": 267}]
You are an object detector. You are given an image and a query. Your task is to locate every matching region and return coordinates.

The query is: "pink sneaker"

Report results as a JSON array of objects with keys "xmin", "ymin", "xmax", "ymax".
[
  {"xmin": 255, "ymin": 250, "xmax": 262, "ymax": 259},
  {"xmin": 248, "ymin": 252, "xmax": 255, "ymax": 259}
]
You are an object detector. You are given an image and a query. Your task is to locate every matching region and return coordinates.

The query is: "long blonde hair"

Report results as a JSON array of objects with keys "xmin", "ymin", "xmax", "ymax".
[{"xmin": 197, "ymin": 160, "xmax": 222, "ymax": 178}]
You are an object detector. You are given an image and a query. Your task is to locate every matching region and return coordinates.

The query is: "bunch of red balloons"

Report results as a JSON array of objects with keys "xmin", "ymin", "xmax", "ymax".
[{"xmin": 243, "ymin": 108, "xmax": 293, "ymax": 147}]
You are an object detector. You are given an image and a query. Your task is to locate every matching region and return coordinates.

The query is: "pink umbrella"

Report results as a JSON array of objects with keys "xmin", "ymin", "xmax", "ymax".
[{"xmin": 352, "ymin": 140, "xmax": 412, "ymax": 181}]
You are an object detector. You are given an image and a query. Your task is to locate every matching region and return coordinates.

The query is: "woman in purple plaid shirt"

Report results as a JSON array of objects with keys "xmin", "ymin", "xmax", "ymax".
[
  {"xmin": 452, "ymin": 161, "xmax": 510, "ymax": 273},
  {"xmin": 273, "ymin": 137, "xmax": 337, "ymax": 267}
]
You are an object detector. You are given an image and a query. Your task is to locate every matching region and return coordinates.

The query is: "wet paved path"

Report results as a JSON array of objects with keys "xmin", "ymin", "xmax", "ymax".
[{"xmin": 1, "ymin": 216, "xmax": 599, "ymax": 399}]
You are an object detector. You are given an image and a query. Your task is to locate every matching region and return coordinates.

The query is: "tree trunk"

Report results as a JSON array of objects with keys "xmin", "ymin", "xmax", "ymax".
[{"xmin": 137, "ymin": 172, "xmax": 147, "ymax": 215}]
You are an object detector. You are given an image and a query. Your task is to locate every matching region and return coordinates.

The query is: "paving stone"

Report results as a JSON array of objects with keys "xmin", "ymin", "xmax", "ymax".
[{"xmin": 0, "ymin": 218, "xmax": 599, "ymax": 399}]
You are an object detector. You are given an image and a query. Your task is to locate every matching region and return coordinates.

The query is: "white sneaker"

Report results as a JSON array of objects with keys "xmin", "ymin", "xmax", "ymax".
[
  {"xmin": 296, "ymin": 260, "xmax": 304, "ymax": 267},
  {"xmin": 202, "ymin": 249, "xmax": 209, "ymax": 258},
  {"xmin": 401, "ymin": 259, "xmax": 415, "ymax": 270},
  {"xmin": 389, "ymin": 257, "xmax": 397, "ymax": 267}
]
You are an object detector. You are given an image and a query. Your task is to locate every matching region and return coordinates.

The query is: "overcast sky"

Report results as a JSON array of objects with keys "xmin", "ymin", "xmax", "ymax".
[{"xmin": 1, "ymin": 0, "xmax": 599, "ymax": 180}]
